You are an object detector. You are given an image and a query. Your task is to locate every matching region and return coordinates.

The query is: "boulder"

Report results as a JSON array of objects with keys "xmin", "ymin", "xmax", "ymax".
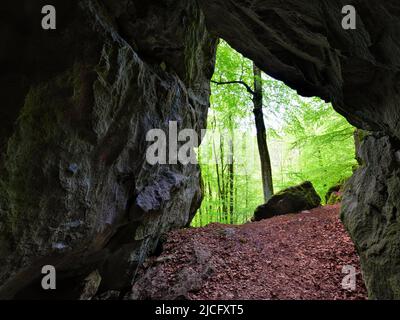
[
  {"xmin": 327, "ymin": 191, "xmax": 342, "ymax": 205},
  {"xmin": 325, "ymin": 177, "xmax": 349, "ymax": 205},
  {"xmin": 254, "ymin": 181, "xmax": 321, "ymax": 221},
  {"xmin": 325, "ymin": 184, "xmax": 341, "ymax": 204}
]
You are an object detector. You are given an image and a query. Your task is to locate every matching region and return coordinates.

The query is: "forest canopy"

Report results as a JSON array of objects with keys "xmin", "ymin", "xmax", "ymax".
[{"xmin": 192, "ymin": 41, "xmax": 357, "ymax": 227}]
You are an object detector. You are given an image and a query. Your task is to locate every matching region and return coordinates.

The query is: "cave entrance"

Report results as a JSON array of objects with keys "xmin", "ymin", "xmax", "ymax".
[{"xmin": 192, "ymin": 41, "xmax": 358, "ymax": 227}]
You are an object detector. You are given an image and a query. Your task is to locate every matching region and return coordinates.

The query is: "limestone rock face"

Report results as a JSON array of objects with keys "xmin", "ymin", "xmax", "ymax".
[
  {"xmin": 0, "ymin": 0, "xmax": 216, "ymax": 298},
  {"xmin": 342, "ymin": 134, "xmax": 400, "ymax": 299},
  {"xmin": 254, "ymin": 181, "xmax": 321, "ymax": 221}
]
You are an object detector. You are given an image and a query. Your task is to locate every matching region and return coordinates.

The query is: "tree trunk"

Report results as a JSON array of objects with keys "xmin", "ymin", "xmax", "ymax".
[
  {"xmin": 228, "ymin": 135, "xmax": 234, "ymax": 223},
  {"xmin": 208, "ymin": 179, "xmax": 213, "ymax": 223},
  {"xmin": 213, "ymin": 131, "xmax": 223, "ymax": 220},
  {"xmin": 219, "ymin": 134, "xmax": 228, "ymax": 223},
  {"xmin": 253, "ymin": 63, "xmax": 274, "ymax": 202}
]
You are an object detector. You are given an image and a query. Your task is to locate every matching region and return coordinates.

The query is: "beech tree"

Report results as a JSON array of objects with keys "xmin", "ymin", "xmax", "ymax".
[
  {"xmin": 252, "ymin": 64, "xmax": 274, "ymax": 201},
  {"xmin": 212, "ymin": 64, "xmax": 274, "ymax": 203}
]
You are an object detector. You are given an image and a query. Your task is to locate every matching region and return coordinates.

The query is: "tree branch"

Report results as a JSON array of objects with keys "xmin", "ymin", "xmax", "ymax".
[{"xmin": 211, "ymin": 80, "xmax": 255, "ymax": 96}]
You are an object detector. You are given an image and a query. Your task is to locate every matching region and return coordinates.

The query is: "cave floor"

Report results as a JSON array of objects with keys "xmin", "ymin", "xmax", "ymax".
[{"xmin": 131, "ymin": 204, "xmax": 367, "ymax": 300}]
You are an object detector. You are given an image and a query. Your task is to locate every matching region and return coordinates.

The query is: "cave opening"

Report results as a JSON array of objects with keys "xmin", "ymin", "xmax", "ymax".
[
  {"xmin": 192, "ymin": 41, "xmax": 358, "ymax": 227},
  {"xmin": 1, "ymin": 0, "xmax": 400, "ymax": 301}
]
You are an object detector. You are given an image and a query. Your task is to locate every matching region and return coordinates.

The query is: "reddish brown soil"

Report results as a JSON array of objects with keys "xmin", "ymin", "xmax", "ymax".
[{"xmin": 132, "ymin": 204, "xmax": 367, "ymax": 300}]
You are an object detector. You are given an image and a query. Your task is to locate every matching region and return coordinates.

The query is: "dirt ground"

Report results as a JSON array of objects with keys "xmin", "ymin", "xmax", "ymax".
[{"xmin": 131, "ymin": 204, "xmax": 367, "ymax": 300}]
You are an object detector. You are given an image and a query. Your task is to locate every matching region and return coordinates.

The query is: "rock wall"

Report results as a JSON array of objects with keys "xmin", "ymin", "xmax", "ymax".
[
  {"xmin": 0, "ymin": 0, "xmax": 216, "ymax": 298},
  {"xmin": 342, "ymin": 134, "xmax": 400, "ymax": 299}
]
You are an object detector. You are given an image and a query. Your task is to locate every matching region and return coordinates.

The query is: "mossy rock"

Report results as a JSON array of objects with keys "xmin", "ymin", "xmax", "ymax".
[
  {"xmin": 325, "ymin": 184, "xmax": 341, "ymax": 204},
  {"xmin": 325, "ymin": 177, "xmax": 350, "ymax": 204},
  {"xmin": 327, "ymin": 191, "xmax": 342, "ymax": 205},
  {"xmin": 253, "ymin": 181, "xmax": 321, "ymax": 221}
]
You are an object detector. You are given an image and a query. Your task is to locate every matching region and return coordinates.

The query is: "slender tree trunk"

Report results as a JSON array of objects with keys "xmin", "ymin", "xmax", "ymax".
[
  {"xmin": 245, "ymin": 168, "xmax": 249, "ymax": 209},
  {"xmin": 228, "ymin": 135, "xmax": 234, "ymax": 223},
  {"xmin": 208, "ymin": 180, "xmax": 213, "ymax": 220},
  {"xmin": 211, "ymin": 116, "xmax": 223, "ymax": 221},
  {"xmin": 234, "ymin": 178, "xmax": 238, "ymax": 224},
  {"xmin": 213, "ymin": 133, "xmax": 223, "ymax": 220},
  {"xmin": 219, "ymin": 134, "xmax": 228, "ymax": 223},
  {"xmin": 253, "ymin": 63, "xmax": 274, "ymax": 202}
]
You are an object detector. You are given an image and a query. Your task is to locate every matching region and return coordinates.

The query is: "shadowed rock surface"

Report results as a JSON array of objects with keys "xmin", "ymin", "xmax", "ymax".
[
  {"xmin": 0, "ymin": 0, "xmax": 216, "ymax": 298},
  {"xmin": 1, "ymin": 0, "xmax": 400, "ymax": 299},
  {"xmin": 342, "ymin": 133, "xmax": 400, "ymax": 299},
  {"xmin": 254, "ymin": 181, "xmax": 321, "ymax": 221}
]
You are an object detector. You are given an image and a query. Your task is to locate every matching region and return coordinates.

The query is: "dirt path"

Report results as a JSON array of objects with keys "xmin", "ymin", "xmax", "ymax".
[{"xmin": 130, "ymin": 204, "xmax": 367, "ymax": 300}]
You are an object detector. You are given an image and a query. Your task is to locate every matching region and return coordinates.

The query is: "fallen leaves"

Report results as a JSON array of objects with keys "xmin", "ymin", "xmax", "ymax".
[{"xmin": 132, "ymin": 204, "xmax": 367, "ymax": 300}]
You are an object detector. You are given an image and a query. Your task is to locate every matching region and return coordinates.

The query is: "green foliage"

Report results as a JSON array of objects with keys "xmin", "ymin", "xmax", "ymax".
[
  {"xmin": 270, "ymin": 96, "xmax": 356, "ymax": 198},
  {"xmin": 210, "ymin": 42, "xmax": 253, "ymax": 125},
  {"xmin": 194, "ymin": 42, "xmax": 263, "ymax": 226},
  {"xmin": 192, "ymin": 41, "xmax": 356, "ymax": 227}
]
